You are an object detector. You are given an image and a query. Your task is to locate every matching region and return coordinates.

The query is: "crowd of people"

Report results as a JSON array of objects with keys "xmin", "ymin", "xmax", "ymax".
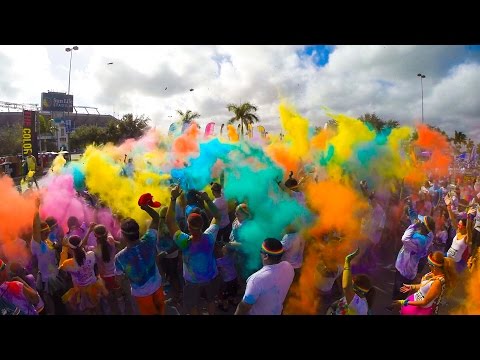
[{"xmin": 2, "ymin": 164, "xmax": 480, "ymax": 316}]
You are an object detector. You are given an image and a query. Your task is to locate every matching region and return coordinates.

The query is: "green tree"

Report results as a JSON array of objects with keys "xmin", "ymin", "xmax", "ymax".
[
  {"xmin": 69, "ymin": 125, "xmax": 107, "ymax": 150},
  {"xmin": 227, "ymin": 102, "xmax": 260, "ymax": 137},
  {"xmin": 427, "ymin": 125, "xmax": 450, "ymax": 140},
  {"xmin": 359, "ymin": 113, "xmax": 385, "ymax": 132},
  {"xmin": 0, "ymin": 124, "xmax": 22, "ymax": 156},
  {"xmin": 176, "ymin": 110, "xmax": 200, "ymax": 126},
  {"xmin": 116, "ymin": 114, "xmax": 150, "ymax": 141},
  {"xmin": 384, "ymin": 119, "xmax": 400, "ymax": 129},
  {"xmin": 453, "ymin": 130, "xmax": 467, "ymax": 146}
]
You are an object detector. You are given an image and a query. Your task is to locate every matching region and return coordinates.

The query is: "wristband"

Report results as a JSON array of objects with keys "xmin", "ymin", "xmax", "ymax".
[{"xmin": 403, "ymin": 299, "xmax": 409, "ymax": 306}]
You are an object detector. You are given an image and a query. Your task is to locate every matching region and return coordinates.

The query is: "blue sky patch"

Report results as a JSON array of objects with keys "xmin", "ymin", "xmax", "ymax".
[{"xmin": 299, "ymin": 45, "xmax": 334, "ymax": 67}]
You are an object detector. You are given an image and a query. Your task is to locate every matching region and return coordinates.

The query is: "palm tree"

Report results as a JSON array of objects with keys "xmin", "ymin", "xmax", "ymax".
[
  {"xmin": 453, "ymin": 130, "xmax": 467, "ymax": 146},
  {"xmin": 226, "ymin": 102, "xmax": 260, "ymax": 138},
  {"xmin": 384, "ymin": 120, "xmax": 400, "ymax": 129},
  {"xmin": 176, "ymin": 110, "xmax": 200, "ymax": 125}
]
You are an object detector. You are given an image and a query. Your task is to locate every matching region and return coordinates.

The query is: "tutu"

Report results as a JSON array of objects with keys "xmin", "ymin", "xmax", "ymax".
[
  {"xmin": 400, "ymin": 294, "xmax": 434, "ymax": 315},
  {"xmin": 62, "ymin": 278, "xmax": 108, "ymax": 312}
]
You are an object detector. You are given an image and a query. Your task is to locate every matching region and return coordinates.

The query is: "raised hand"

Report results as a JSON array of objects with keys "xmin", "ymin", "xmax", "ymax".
[
  {"xmin": 444, "ymin": 195, "xmax": 452, "ymax": 206},
  {"xmin": 171, "ymin": 185, "xmax": 183, "ymax": 200},
  {"xmin": 345, "ymin": 247, "xmax": 360, "ymax": 263}
]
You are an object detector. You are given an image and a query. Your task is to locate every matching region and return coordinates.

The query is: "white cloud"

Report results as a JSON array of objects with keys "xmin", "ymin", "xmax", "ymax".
[{"xmin": 1, "ymin": 45, "xmax": 479, "ymax": 141}]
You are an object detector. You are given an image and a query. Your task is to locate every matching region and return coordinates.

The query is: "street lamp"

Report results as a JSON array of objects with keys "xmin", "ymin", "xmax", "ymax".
[
  {"xmin": 417, "ymin": 73, "xmax": 426, "ymax": 123},
  {"xmin": 65, "ymin": 46, "xmax": 79, "ymax": 95}
]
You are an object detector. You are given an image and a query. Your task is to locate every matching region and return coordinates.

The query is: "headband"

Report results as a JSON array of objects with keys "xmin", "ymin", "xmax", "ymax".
[
  {"xmin": 353, "ymin": 283, "xmax": 370, "ymax": 294},
  {"xmin": 428, "ymin": 253, "xmax": 443, "ymax": 267},
  {"xmin": 261, "ymin": 242, "xmax": 283, "ymax": 256}
]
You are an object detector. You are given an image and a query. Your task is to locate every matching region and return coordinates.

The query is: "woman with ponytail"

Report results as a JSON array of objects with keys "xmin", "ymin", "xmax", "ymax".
[
  {"xmin": 90, "ymin": 224, "xmax": 120, "ymax": 314},
  {"xmin": 394, "ymin": 251, "xmax": 456, "ymax": 315},
  {"xmin": 59, "ymin": 234, "xmax": 107, "ymax": 314}
]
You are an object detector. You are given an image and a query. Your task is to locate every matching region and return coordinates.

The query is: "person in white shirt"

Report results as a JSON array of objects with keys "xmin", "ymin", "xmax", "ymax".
[
  {"xmin": 211, "ymin": 182, "xmax": 232, "ymax": 244},
  {"xmin": 280, "ymin": 224, "xmax": 305, "ymax": 278},
  {"xmin": 327, "ymin": 248, "xmax": 375, "ymax": 315},
  {"xmin": 235, "ymin": 238, "xmax": 294, "ymax": 315},
  {"xmin": 444, "ymin": 195, "xmax": 475, "ymax": 273}
]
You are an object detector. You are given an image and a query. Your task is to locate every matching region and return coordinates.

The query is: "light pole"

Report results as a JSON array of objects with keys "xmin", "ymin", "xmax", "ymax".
[
  {"xmin": 65, "ymin": 46, "xmax": 79, "ymax": 95},
  {"xmin": 65, "ymin": 46, "xmax": 78, "ymax": 151},
  {"xmin": 417, "ymin": 73, "xmax": 426, "ymax": 123}
]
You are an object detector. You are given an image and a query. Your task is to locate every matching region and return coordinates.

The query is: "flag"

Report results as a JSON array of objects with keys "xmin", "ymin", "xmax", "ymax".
[{"xmin": 204, "ymin": 122, "xmax": 215, "ymax": 138}]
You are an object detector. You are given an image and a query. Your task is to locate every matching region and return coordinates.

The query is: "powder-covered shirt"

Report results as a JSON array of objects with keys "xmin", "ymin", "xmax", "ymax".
[
  {"xmin": 92, "ymin": 236, "xmax": 117, "ymax": 277},
  {"xmin": 60, "ymin": 251, "xmax": 97, "ymax": 287},
  {"xmin": 243, "ymin": 261, "xmax": 294, "ymax": 315},
  {"xmin": 30, "ymin": 240, "xmax": 59, "ymax": 281},
  {"xmin": 0, "ymin": 281, "xmax": 38, "ymax": 315},
  {"xmin": 395, "ymin": 224, "xmax": 433, "ymax": 280},
  {"xmin": 216, "ymin": 254, "xmax": 238, "ymax": 282},
  {"xmin": 115, "ymin": 229, "xmax": 162, "ymax": 297},
  {"xmin": 213, "ymin": 195, "xmax": 231, "ymax": 229},
  {"xmin": 281, "ymin": 232, "xmax": 305, "ymax": 269},
  {"xmin": 174, "ymin": 224, "xmax": 219, "ymax": 283}
]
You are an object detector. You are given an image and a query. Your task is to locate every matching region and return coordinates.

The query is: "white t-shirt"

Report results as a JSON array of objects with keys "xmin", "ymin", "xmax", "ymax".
[
  {"xmin": 280, "ymin": 233, "xmax": 305, "ymax": 269},
  {"xmin": 30, "ymin": 240, "xmax": 59, "ymax": 281},
  {"xmin": 243, "ymin": 261, "xmax": 294, "ymax": 315},
  {"xmin": 447, "ymin": 234, "xmax": 467, "ymax": 262},
  {"xmin": 93, "ymin": 237, "xmax": 117, "ymax": 277},
  {"xmin": 62, "ymin": 251, "xmax": 98, "ymax": 287},
  {"xmin": 213, "ymin": 196, "xmax": 230, "ymax": 229}
]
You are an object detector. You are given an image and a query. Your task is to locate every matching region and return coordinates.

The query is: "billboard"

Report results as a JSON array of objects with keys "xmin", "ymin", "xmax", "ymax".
[
  {"xmin": 22, "ymin": 110, "xmax": 38, "ymax": 158},
  {"xmin": 41, "ymin": 92, "xmax": 73, "ymax": 112}
]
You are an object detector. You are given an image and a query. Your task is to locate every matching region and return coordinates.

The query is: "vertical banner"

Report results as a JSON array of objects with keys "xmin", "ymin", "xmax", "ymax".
[
  {"xmin": 22, "ymin": 110, "xmax": 38, "ymax": 158},
  {"xmin": 204, "ymin": 122, "xmax": 215, "ymax": 138}
]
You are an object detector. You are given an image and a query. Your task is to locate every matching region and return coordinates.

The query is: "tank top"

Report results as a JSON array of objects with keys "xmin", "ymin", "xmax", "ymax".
[
  {"xmin": 447, "ymin": 234, "xmax": 467, "ymax": 262},
  {"xmin": 413, "ymin": 273, "xmax": 446, "ymax": 313}
]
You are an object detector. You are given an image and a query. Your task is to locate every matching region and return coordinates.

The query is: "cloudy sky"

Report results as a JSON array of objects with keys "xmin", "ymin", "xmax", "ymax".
[{"xmin": 1, "ymin": 45, "xmax": 480, "ymax": 140}]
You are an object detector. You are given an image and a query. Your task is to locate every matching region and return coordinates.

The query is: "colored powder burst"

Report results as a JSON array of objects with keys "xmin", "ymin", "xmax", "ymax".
[
  {"xmin": 172, "ymin": 124, "xmax": 201, "ymax": 167},
  {"xmin": 265, "ymin": 143, "xmax": 301, "ymax": 175},
  {"xmin": 65, "ymin": 161, "xmax": 86, "ymax": 191},
  {"xmin": 51, "ymin": 154, "xmax": 66, "ymax": 174},
  {"xmin": 327, "ymin": 113, "xmax": 376, "ymax": 165},
  {"xmin": 414, "ymin": 124, "xmax": 452, "ymax": 179},
  {"xmin": 96, "ymin": 207, "xmax": 121, "ymax": 238},
  {"xmin": 82, "ymin": 145, "xmax": 171, "ymax": 231},
  {"xmin": 40, "ymin": 174, "xmax": 94, "ymax": 232},
  {"xmin": 0, "ymin": 177, "xmax": 36, "ymax": 264},
  {"xmin": 284, "ymin": 179, "xmax": 368, "ymax": 314},
  {"xmin": 171, "ymin": 139, "xmax": 236, "ymax": 191},
  {"xmin": 278, "ymin": 102, "xmax": 310, "ymax": 160},
  {"xmin": 451, "ymin": 266, "xmax": 480, "ymax": 314},
  {"xmin": 227, "ymin": 125, "xmax": 239, "ymax": 142},
  {"xmin": 311, "ymin": 128, "xmax": 333, "ymax": 151},
  {"xmin": 224, "ymin": 155, "xmax": 309, "ymax": 276}
]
